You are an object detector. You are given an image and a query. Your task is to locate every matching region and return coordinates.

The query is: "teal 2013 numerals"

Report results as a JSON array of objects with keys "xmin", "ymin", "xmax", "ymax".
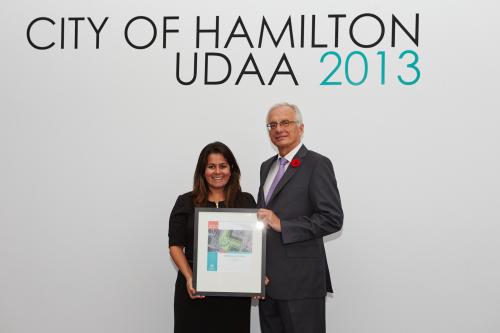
[
  {"xmin": 397, "ymin": 50, "xmax": 420, "ymax": 85},
  {"xmin": 345, "ymin": 51, "xmax": 368, "ymax": 86},
  {"xmin": 320, "ymin": 50, "xmax": 420, "ymax": 86},
  {"xmin": 320, "ymin": 51, "xmax": 342, "ymax": 85}
]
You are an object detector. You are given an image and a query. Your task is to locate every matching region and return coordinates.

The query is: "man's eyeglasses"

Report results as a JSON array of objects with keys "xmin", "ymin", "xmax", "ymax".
[{"xmin": 266, "ymin": 120, "xmax": 300, "ymax": 130}]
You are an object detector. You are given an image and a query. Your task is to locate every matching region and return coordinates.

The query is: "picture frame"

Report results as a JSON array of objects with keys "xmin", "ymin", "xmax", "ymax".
[{"xmin": 193, "ymin": 208, "xmax": 266, "ymax": 297}]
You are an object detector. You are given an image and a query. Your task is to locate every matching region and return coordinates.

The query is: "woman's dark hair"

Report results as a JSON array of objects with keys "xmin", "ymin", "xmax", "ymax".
[{"xmin": 192, "ymin": 142, "xmax": 241, "ymax": 207}]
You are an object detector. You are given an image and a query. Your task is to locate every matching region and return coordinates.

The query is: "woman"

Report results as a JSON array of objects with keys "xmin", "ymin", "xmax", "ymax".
[{"xmin": 168, "ymin": 142, "xmax": 256, "ymax": 333}]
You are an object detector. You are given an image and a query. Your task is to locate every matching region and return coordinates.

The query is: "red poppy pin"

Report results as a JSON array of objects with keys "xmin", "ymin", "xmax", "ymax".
[{"xmin": 290, "ymin": 159, "xmax": 301, "ymax": 168}]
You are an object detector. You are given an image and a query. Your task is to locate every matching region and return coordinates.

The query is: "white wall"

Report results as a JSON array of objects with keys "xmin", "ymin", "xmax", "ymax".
[{"xmin": 1, "ymin": 1, "xmax": 499, "ymax": 332}]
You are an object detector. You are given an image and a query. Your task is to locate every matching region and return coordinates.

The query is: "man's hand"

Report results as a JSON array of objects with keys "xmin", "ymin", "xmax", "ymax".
[
  {"xmin": 253, "ymin": 276, "xmax": 270, "ymax": 301},
  {"xmin": 258, "ymin": 209, "xmax": 281, "ymax": 232}
]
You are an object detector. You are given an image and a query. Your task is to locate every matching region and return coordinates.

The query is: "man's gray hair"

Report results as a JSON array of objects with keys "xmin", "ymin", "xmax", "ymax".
[{"xmin": 267, "ymin": 102, "xmax": 303, "ymax": 125}]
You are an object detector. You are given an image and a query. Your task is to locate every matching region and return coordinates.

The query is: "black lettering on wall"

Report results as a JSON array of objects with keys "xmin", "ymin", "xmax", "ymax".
[
  {"xmin": 27, "ymin": 17, "xmax": 55, "ymax": 50},
  {"xmin": 125, "ymin": 16, "xmax": 157, "ymax": 49}
]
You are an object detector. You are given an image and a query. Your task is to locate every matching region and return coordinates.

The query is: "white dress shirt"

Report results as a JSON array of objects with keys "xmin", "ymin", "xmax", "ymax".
[{"xmin": 263, "ymin": 142, "xmax": 303, "ymax": 200}]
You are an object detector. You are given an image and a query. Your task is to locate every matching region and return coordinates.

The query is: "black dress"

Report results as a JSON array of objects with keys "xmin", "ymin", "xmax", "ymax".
[{"xmin": 168, "ymin": 191, "xmax": 257, "ymax": 333}]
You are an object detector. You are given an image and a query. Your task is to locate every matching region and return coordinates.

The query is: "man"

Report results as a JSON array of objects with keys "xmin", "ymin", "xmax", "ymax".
[{"xmin": 257, "ymin": 103, "xmax": 343, "ymax": 333}]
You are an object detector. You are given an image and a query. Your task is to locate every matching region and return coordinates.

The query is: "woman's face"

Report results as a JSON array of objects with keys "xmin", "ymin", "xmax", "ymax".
[{"xmin": 204, "ymin": 153, "xmax": 231, "ymax": 191}]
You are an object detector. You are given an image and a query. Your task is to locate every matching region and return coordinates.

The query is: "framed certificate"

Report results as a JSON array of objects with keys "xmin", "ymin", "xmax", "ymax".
[{"xmin": 193, "ymin": 208, "xmax": 266, "ymax": 297}]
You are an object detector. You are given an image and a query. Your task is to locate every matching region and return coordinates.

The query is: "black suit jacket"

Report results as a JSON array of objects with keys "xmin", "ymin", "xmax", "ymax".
[{"xmin": 258, "ymin": 145, "xmax": 343, "ymax": 300}]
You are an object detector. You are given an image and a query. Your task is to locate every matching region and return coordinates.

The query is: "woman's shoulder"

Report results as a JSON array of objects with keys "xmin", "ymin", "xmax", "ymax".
[
  {"xmin": 237, "ymin": 191, "xmax": 257, "ymax": 208},
  {"xmin": 178, "ymin": 191, "xmax": 193, "ymax": 201},
  {"xmin": 172, "ymin": 191, "xmax": 194, "ymax": 211}
]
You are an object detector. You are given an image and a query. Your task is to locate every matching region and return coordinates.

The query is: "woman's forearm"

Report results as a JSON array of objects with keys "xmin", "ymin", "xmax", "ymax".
[{"xmin": 169, "ymin": 245, "xmax": 192, "ymax": 280}]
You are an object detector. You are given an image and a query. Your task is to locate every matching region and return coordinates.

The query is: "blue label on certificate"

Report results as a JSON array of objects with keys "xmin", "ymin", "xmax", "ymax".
[{"xmin": 207, "ymin": 251, "xmax": 218, "ymax": 271}]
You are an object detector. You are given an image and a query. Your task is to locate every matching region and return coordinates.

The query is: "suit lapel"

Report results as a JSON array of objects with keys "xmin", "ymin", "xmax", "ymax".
[{"xmin": 266, "ymin": 145, "xmax": 308, "ymax": 205}]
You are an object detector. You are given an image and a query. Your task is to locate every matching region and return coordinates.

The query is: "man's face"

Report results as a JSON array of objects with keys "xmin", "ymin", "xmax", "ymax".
[{"xmin": 267, "ymin": 106, "xmax": 304, "ymax": 155}]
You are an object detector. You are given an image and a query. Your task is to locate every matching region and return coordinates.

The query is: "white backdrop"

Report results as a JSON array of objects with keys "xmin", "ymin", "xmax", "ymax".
[{"xmin": 1, "ymin": 1, "xmax": 500, "ymax": 332}]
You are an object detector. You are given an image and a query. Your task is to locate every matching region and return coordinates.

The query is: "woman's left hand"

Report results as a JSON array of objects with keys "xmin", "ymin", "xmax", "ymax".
[{"xmin": 186, "ymin": 277, "xmax": 205, "ymax": 300}]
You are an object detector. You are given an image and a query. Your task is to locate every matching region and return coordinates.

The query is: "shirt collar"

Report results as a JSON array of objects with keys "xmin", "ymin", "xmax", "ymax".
[{"xmin": 278, "ymin": 142, "xmax": 303, "ymax": 162}]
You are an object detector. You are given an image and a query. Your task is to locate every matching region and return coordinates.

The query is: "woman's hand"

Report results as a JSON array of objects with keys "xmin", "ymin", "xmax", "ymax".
[
  {"xmin": 169, "ymin": 246, "xmax": 205, "ymax": 300},
  {"xmin": 186, "ymin": 277, "xmax": 205, "ymax": 299}
]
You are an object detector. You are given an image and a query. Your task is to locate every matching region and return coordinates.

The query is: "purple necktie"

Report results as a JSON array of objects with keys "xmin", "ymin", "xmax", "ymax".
[{"xmin": 266, "ymin": 157, "xmax": 288, "ymax": 204}]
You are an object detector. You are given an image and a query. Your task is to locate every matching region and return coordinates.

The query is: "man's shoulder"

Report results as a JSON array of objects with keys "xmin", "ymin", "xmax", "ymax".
[
  {"xmin": 304, "ymin": 149, "xmax": 330, "ymax": 162},
  {"xmin": 299, "ymin": 149, "xmax": 336, "ymax": 176},
  {"xmin": 299, "ymin": 147, "xmax": 332, "ymax": 164},
  {"xmin": 260, "ymin": 155, "xmax": 277, "ymax": 168}
]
